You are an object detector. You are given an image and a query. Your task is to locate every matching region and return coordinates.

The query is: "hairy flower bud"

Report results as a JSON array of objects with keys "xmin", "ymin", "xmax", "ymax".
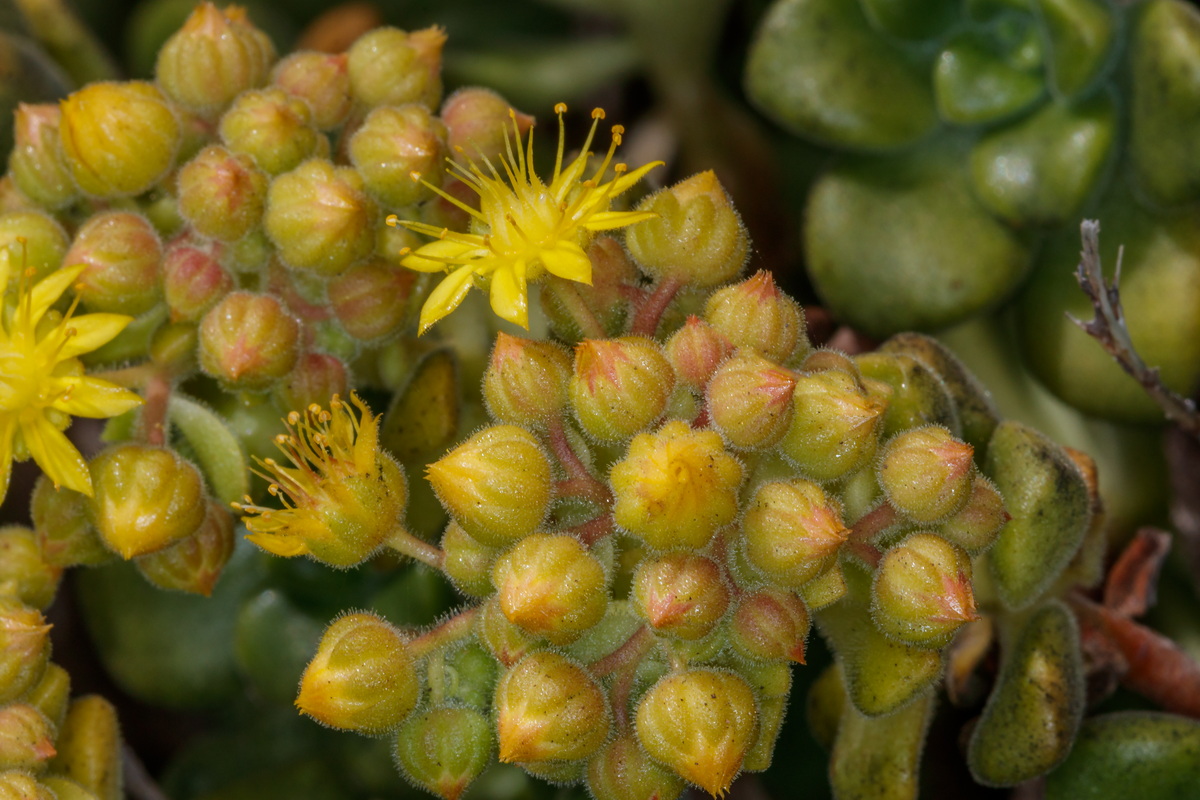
[
  {"xmin": 134, "ymin": 499, "xmax": 235, "ymax": 596},
  {"xmin": 705, "ymin": 271, "xmax": 807, "ymax": 364},
  {"xmin": 162, "ymin": 241, "xmax": 233, "ymax": 322},
  {"xmin": 271, "ymin": 51, "xmax": 353, "ymax": 130},
  {"xmin": 878, "ymin": 426, "xmax": 976, "ymax": 523},
  {"xmin": 327, "ymin": 259, "xmax": 417, "ymax": 341},
  {"xmin": 176, "ymin": 145, "xmax": 269, "ymax": 242},
  {"xmin": 0, "ymin": 597, "xmax": 51, "ymax": 705},
  {"xmin": 272, "ymin": 352, "xmax": 349, "ymax": 414},
  {"xmin": 8, "ymin": 104, "xmax": 76, "ymax": 208},
  {"xmin": 493, "ymin": 533, "xmax": 608, "ymax": 644},
  {"xmin": 741, "ymin": 479, "xmax": 849, "ymax": 588},
  {"xmin": 441, "ymin": 88, "xmax": 534, "ymax": 163},
  {"xmin": 64, "ymin": 211, "xmax": 162, "ymax": 315},
  {"xmin": 0, "ymin": 212, "xmax": 68, "ymax": 282},
  {"xmin": 59, "ymin": 81, "xmax": 181, "ymax": 197},
  {"xmin": 0, "ymin": 703, "xmax": 57, "ymax": 771},
  {"xmin": 88, "ymin": 444, "xmax": 206, "ymax": 559},
  {"xmin": 265, "ymin": 159, "xmax": 377, "ymax": 276},
  {"xmin": 349, "ymin": 104, "xmax": 447, "ymax": 207},
  {"xmin": 938, "ymin": 475, "xmax": 1009, "ymax": 555},
  {"xmin": 632, "ymin": 551, "xmax": 730, "ymax": 639},
  {"xmin": 347, "ymin": 26, "xmax": 445, "ymax": 110},
  {"xmin": 730, "ymin": 588, "xmax": 810, "ymax": 663},
  {"xmin": 610, "ymin": 420, "xmax": 743, "ymax": 550},
  {"xmin": 394, "ymin": 705, "xmax": 493, "ymax": 800},
  {"xmin": 297, "ymin": 612, "xmax": 419, "ymax": 734},
  {"xmin": 30, "ymin": 477, "xmax": 111, "ymax": 567},
  {"xmin": 871, "ymin": 532, "xmax": 978, "ymax": 648},
  {"xmin": 665, "ymin": 316, "xmax": 734, "ymax": 391},
  {"xmin": 635, "ymin": 668, "xmax": 758, "ymax": 797},
  {"xmin": 198, "ymin": 291, "xmax": 300, "ymax": 390},
  {"xmin": 426, "ymin": 425, "xmax": 551, "ymax": 547},
  {"xmin": 706, "ymin": 352, "xmax": 797, "ymax": 450},
  {"xmin": 156, "ymin": 2, "xmax": 275, "ymax": 114},
  {"xmin": 587, "ymin": 731, "xmax": 685, "ymax": 800},
  {"xmin": 440, "ymin": 521, "xmax": 497, "ymax": 598},
  {"xmin": 482, "ymin": 333, "xmax": 573, "ymax": 427},
  {"xmin": 24, "ymin": 663, "xmax": 69, "ymax": 732},
  {"xmin": 0, "ymin": 526, "xmax": 60, "ymax": 610},
  {"xmin": 570, "ymin": 337, "xmax": 675, "ymax": 442},
  {"xmin": 49, "ymin": 695, "xmax": 122, "ymax": 799},
  {"xmin": 477, "ymin": 594, "xmax": 537, "ymax": 667},
  {"xmin": 220, "ymin": 88, "xmax": 327, "ymax": 176},
  {"xmin": 495, "ymin": 651, "xmax": 609, "ymax": 764},
  {"xmin": 779, "ymin": 368, "xmax": 886, "ymax": 483},
  {"xmin": 626, "ymin": 170, "xmax": 748, "ymax": 287}
]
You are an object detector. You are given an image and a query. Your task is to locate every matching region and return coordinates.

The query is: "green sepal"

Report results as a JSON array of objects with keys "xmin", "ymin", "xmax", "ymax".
[{"xmin": 167, "ymin": 392, "xmax": 250, "ymax": 506}]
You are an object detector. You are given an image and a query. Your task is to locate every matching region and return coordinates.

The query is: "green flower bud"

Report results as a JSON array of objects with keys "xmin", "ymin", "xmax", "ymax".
[
  {"xmin": 937, "ymin": 475, "xmax": 1008, "ymax": 555},
  {"xmin": 610, "ymin": 420, "xmax": 743, "ymax": 550},
  {"xmin": 349, "ymin": 104, "xmax": 447, "ymax": 207},
  {"xmin": 0, "ymin": 703, "xmax": 56, "ymax": 771},
  {"xmin": 706, "ymin": 352, "xmax": 797, "ymax": 450},
  {"xmin": 8, "ymin": 104, "xmax": 78, "ymax": 209},
  {"xmin": 854, "ymin": 350, "xmax": 960, "ymax": 438},
  {"xmin": 779, "ymin": 368, "xmax": 887, "ymax": 483},
  {"xmin": 64, "ymin": 211, "xmax": 162, "ymax": 315},
  {"xmin": 47, "ymin": 695, "xmax": 122, "ymax": 800},
  {"xmin": 58, "ymin": 81, "xmax": 181, "ymax": 198},
  {"xmin": 626, "ymin": 170, "xmax": 748, "ymax": 287},
  {"xmin": 440, "ymin": 521, "xmax": 497, "ymax": 599},
  {"xmin": 198, "ymin": 291, "xmax": 300, "ymax": 390},
  {"xmin": 271, "ymin": 352, "xmax": 349, "ymax": 414},
  {"xmin": 297, "ymin": 612, "xmax": 419, "ymax": 735},
  {"xmin": 0, "ymin": 771, "xmax": 54, "ymax": 799},
  {"xmin": 441, "ymin": 88, "xmax": 534, "ymax": 163},
  {"xmin": 394, "ymin": 705, "xmax": 493, "ymax": 800},
  {"xmin": 0, "ymin": 211, "xmax": 68, "ymax": 284},
  {"xmin": 570, "ymin": 337, "xmax": 675, "ymax": 441},
  {"xmin": 476, "ymin": 594, "xmax": 537, "ymax": 667},
  {"xmin": 23, "ymin": 663, "xmax": 69, "ymax": 733},
  {"xmin": 0, "ymin": 526, "xmax": 60, "ymax": 610},
  {"xmin": 87, "ymin": 445, "xmax": 207, "ymax": 560},
  {"xmin": 871, "ymin": 532, "xmax": 978, "ymax": 648},
  {"xmin": 742, "ymin": 661, "xmax": 792, "ymax": 772},
  {"xmin": 482, "ymin": 333, "xmax": 573, "ymax": 428},
  {"xmin": 271, "ymin": 51, "xmax": 352, "ymax": 130},
  {"xmin": 632, "ymin": 551, "xmax": 730, "ymax": 640},
  {"xmin": 426, "ymin": 425, "xmax": 551, "ymax": 547},
  {"xmin": 265, "ymin": 159, "xmax": 377, "ymax": 276},
  {"xmin": 176, "ymin": 145, "xmax": 269, "ymax": 242},
  {"xmin": 134, "ymin": 499, "xmax": 235, "ymax": 596},
  {"xmin": 0, "ymin": 598, "xmax": 51, "ymax": 706},
  {"xmin": 149, "ymin": 320, "xmax": 199, "ymax": 376},
  {"xmin": 30, "ymin": 477, "xmax": 111, "ymax": 568},
  {"xmin": 162, "ymin": 242, "xmax": 233, "ymax": 322},
  {"xmin": 155, "ymin": 2, "xmax": 275, "ymax": 115},
  {"xmin": 495, "ymin": 651, "xmax": 609, "ymax": 764},
  {"xmin": 664, "ymin": 315, "xmax": 734, "ymax": 391},
  {"xmin": 327, "ymin": 259, "xmax": 416, "ymax": 341},
  {"xmin": 730, "ymin": 587, "xmax": 810, "ymax": 663},
  {"xmin": 635, "ymin": 668, "xmax": 758, "ymax": 797},
  {"xmin": 705, "ymin": 271, "xmax": 807, "ymax": 364},
  {"xmin": 878, "ymin": 425, "xmax": 975, "ymax": 523},
  {"xmin": 347, "ymin": 26, "xmax": 445, "ymax": 110},
  {"xmin": 219, "ymin": 88, "xmax": 328, "ymax": 176},
  {"xmin": 586, "ymin": 731, "xmax": 685, "ymax": 800},
  {"xmin": 493, "ymin": 533, "xmax": 608, "ymax": 645},
  {"xmin": 741, "ymin": 479, "xmax": 849, "ymax": 589}
]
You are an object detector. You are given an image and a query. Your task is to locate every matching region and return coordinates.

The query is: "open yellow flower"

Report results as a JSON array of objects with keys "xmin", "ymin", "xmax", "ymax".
[
  {"xmin": 0, "ymin": 250, "xmax": 142, "ymax": 500},
  {"xmin": 388, "ymin": 103, "xmax": 662, "ymax": 333}
]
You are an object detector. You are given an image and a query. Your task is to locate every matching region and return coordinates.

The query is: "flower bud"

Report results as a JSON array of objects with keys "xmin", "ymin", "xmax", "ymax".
[
  {"xmin": 586, "ymin": 731, "xmax": 685, "ymax": 800},
  {"xmin": 59, "ymin": 81, "xmax": 181, "ymax": 198},
  {"xmin": 63, "ymin": 211, "xmax": 162, "ymax": 315},
  {"xmin": 198, "ymin": 291, "xmax": 300, "ymax": 390},
  {"xmin": 495, "ymin": 651, "xmax": 609, "ymax": 764},
  {"xmin": 297, "ymin": 612, "xmax": 419, "ymax": 735},
  {"xmin": 176, "ymin": 146, "xmax": 269, "ymax": 242},
  {"xmin": 327, "ymin": 259, "xmax": 417, "ymax": 341},
  {"xmin": 134, "ymin": 500, "xmax": 235, "ymax": 596},
  {"xmin": 271, "ymin": 51, "xmax": 353, "ymax": 130},
  {"xmin": 871, "ymin": 532, "xmax": 978, "ymax": 648},
  {"xmin": 441, "ymin": 88, "xmax": 534, "ymax": 163},
  {"xmin": 779, "ymin": 368, "xmax": 887, "ymax": 483},
  {"xmin": 0, "ymin": 772, "xmax": 54, "ymax": 799},
  {"xmin": 541, "ymin": 236, "xmax": 637, "ymax": 340},
  {"xmin": 426, "ymin": 425, "xmax": 551, "ymax": 547},
  {"xmin": 219, "ymin": 88, "xmax": 327, "ymax": 176},
  {"xmin": 476, "ymin": 594, "xmax": 537, "ymax": 667},
  {"xmin": 47, "ymin": 695, "xmax": 122, "ymax": 800},
  {"xmin": 0, "ymin": 598, "xmax": 51, "ymax": 705},
  {"xmin": 878, "ymin": 426, "xmax": 975, "ymax": 523},
  {"xmin": 394, "ymin": 705, "xmax": 493, "ymax": 800},
  {"xmin": 705, "ymin": 271, "xmax": 807, "ymax": 364},
  {"xmin": 706, "ymin": 352, "xmax": 797, "ymax": 450},
  {"xmin": 610, "ymin": 420, "xmax": 743, "ymax": 550},
  {"xmin": 30, "ymin": 477, "xmax": 111, "ymax": 567},
  {"xmin": 493, "ymin": 533, "xmax": 608, "ymax": 645},
  {"xmin": 632, "ymin": 552, "xmax": 730, "ymax": 640},
  {"xmin": 349, "ymin": 104, "xmax": 447, "ymax": 207},
  {"xmin": 149, "ymin": 321, "xmax": 199, "ymax": 376},
  {"xmin": 570, "ymin": 337, "xmax": 675, "ymax": 442},
  {"xmin": 24, "ymin": 663, "xmax": 69, "ymax": 732},
  {"xmin": 482, "ymin": 333, "xmax": 573, "ymax": 428},
  {"xmin": 0, "ymin": 703, "xmax": 56, "ymax": 771},
  {"xmin": 265, "ymin": 159, "xmax": 376, "ymax": 276},
  {"xmin": 938, "ymin": 475, "xmax": 1009, "ymax": 555},
  {"xmin": 626, "ymin": 171, "xmax": 748, "ymax": 287},
  {"xmin": 347, "ymin": 26, "xmax": 445, "ymax": 110},
  {"xmin": 271, "ymin": 352, "xmax": 349, "ymax": 414},
  {"xmin": 665, "ymin": 316, "xmax": 734, "ymax": 391},
  {"xmin": 0, "ymin": 212, "xmax": 68, "ymax": 283},
  {"xmin": 8, "ymin": 104, "xmax": 77, "ymax": 208},
  {"xmin": 0, "ymin": 526, "xmax": 60, "ymax": 610},
  {"xmin": 741, "ymin": 479, "xmax": 850, "ymax": 589},
  {"xmin": 87, "ymin": 444, "xmax": 207, "ymax": 559},
  {"xmin": 730, "ymin": 587, "xmax": 810, "ymax": 663},
  {"xmin": 440, "ymin": 521, "xmax": 497, "ymax": 598},
  {"xmin": 635, "ymin": 668, "xmax": 758, "ymax": 797},
  {"xmin": 155, "ymin": 2, "xmax": 275, "ymax": 115},
  {"xmin": 162, "ymin": 241, "xmax": 233, "ymax": 322}
]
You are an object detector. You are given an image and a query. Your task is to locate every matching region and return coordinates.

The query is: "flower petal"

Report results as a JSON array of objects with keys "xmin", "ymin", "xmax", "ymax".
[
  {"xmin": 489, "ymin": 261, "xmax": 529, "ymax": 329},
  {"xmin": 51, "ymin": 312, "xmax": 134, "ymax": 360},
  {"xmin": 539, "ymin": 241, "xmax": 592, "ymax": 284},
  {"xmin": 402, "ymin": 239, "xmax": 487, "ymax": 273},
  {"xmin": 419, "ymin": 265, "xmax": 478, "ymax": 334},
  {"xmin": 608, "ymin": 160, "xmax": 664, "ymax": 196},
  {"xmin": 22, "ymin": 413, "xmax": 92, "ymax": 496},
  {"xmin": 28, "ymin": 264, "xmax": 86, "ymax": 325},
  {"xmin": 246, "ymin": 531, "xmax": 309, "ymax": 558},
  {"xmin": 583, "ymin": 208, "xmax": 659, "ymax": 232},
  {"xmin": 52, "ymin": 376, "xmax": 143, "ymax": 418}
]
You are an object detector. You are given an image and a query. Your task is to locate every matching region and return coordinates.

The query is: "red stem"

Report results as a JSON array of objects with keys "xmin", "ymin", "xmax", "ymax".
[
  {"xmin": 569, "ymin": 513, "xmax": 615, "ymax": 547},
  {"xmin": 591, "ymin": 625, "xmax": 654, "ymax": 728},
  {"xmin": 849, "ymin": 503, "xmax": 901, "ymax": 544},
  {"xmin": 407, "ymin": 606, "xmax": 480, "ymax": 660},
  {"xmin": 547, "ymin": 417, "xmax": 612, "ymax": 506},
  {"xmin": 629, "ymin": 277, "xmax": 684, "ymax": 337},
  {"xmin": 141, "ymin": 374, "xmax": 171, "ymax": 447}
]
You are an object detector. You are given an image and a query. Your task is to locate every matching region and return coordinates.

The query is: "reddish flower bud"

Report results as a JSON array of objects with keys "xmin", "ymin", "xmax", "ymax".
[
  {"xmin": 134, "ymin": 499, "xmax": 235, "ymax": 596},
  {"xmin": 30, "ymin": 476, "xmax": 111, "ymax": 567},
  {"xmin": 730, "ymin": 587, "xmax": 810, "ymax": 663},
  {"xmin": 706, "ymin": 352, "xmax": 797, "ymax": 450},
  {"xmin": 271, "ymin": 352, "xmax": 349, "ymax": 414},
  {"xmin": 349, "ymin": 104, "xmax": 447, "ymax": 207},
  {"xmin": 482, "ymin": 333, "xmax": 572, "ymax": 428},
  {"xmin": 0, "ymin": 703, "xmax": 57, "ymax": 770},
  {"xmin": 271, "ymin": 51, "xmax": 353, "ymax": 130},
  {"xmin": 779, "ymin": 368, "xmax": 887, "ymax": 483},
  {"xmin": 938, "ymin": 475, "xmax": 1008, "ymax": 555},
  {"xmin": 665, "ymin": 315, "xmax": 734, "ymax": 391},
  {"xmin": 441, "ymin": 88, "xmax": 534, "ymax": 163},
  {"xmin": 878, "ymin": 426, "xmax": 976, "ymax": 523},
  {"xmin": 8, "ymin": 104, "xmax": 77, "ymax": 209},
  {"xmin": 741, "ymin": 479, "xmax": 849, "ymax": 589},
  {"xmin": 705, "ymin": 271, "xmax": 808, "ymax": 364},
  {"xmin": 64, "ymin": 210, "xmax": 162, "ymax": 315},
  {"xmin": 0, "ymin": 525, "xmax": 61, "ymax": 610},
  {"xmin": 632, "ymin": 551, "xmax": 730, "ymax": 640},
  {"xmin": 0, "ymin": 597, "xmax": 51, "ymax": 705},
  {"xmin": 327, "ymin": 259, "xmax": 417, "ymax": 341},
  {"xmin": 198, "ymin": 291, "xmax": 300, "ymax": 390},
  {"xmin": 570, "ymin": 337, "xmax": 675, "ymax": 442},
  {"xmin": 162, "ymin": 241, "xmax": 233, "ymax": 321},
  {"xmin": 176, "ymin": 145, "xmax": 269, "ymax": 242},
  {"xmin": 347, "ymin": 26, "xmax": 445, "ymax": 110},
  {"xmin": 265, "ymin": 159, "xmax": 377, "ymax": 276},
  {"xmin": 220, "ymin": 88, "xmax": 328, "ymax": 176},
  {"xmin": 493, "ymin": 533, "xmax": 608, "ymax": 645},
  {"xmin": 540, "ymin": 236, "xmax": 637, "ymax": 341},
  {"xmin": 495, "ymin": 650, "xmax": 609, "ymax": 764},
  {"xmin": 871, "ymin": 532, "xmax": 978, "ymax": 648}
]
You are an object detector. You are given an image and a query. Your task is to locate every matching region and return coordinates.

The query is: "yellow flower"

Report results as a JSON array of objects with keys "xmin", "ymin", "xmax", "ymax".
[
  {"xmin": 232, "ymin": 393, "xmax": 408, "ymax": 567},
  {"xmin": 0, "ymin": 250, "xmax": 142, "ymax": 501},
  {"xmin": 388, "ymin": 103, "xmax": 662, "ymax": 333}
]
